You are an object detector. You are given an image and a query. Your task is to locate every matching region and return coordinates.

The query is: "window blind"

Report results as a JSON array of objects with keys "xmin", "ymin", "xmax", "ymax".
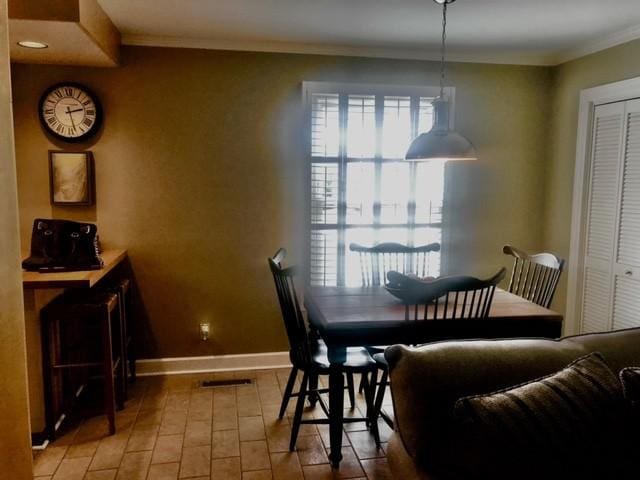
[{"xmin": 309, "ymin": 87, "xmax": 443, "ymax": 286}]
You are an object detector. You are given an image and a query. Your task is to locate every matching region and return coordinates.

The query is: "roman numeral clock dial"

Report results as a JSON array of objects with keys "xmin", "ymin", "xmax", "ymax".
[{"xmin": 39, "ymin": 83, "xmax": 102, "ymax": 142}]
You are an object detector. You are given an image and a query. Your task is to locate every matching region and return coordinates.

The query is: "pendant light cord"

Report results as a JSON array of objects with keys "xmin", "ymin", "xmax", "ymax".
[{"xmin": 439, "ymin": 1, "xmax": 447, "ymax": 99}]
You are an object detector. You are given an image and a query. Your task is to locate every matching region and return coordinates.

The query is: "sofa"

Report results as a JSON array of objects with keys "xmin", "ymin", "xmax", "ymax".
[{"xmin": 384, "ymin": 328, "xmax": 640, "ymax": 479}]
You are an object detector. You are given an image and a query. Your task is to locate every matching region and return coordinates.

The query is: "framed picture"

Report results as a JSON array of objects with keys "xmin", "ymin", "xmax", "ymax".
[{"xmin": 48, "ymin": 151, "xmax": 95, "ymax": 206}]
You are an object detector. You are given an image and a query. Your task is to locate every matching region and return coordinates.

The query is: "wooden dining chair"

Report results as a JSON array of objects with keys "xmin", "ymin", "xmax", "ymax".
[
  {"xmin": 368, "ymin": 268, "xmax": 507, "ymax": 441},
  {"xmin": 271, "ymin": 249, "xmax": 357, "ymax": 416},
  {"xmin": 400, "ymin": 268, "xmax": 507, "ymax": 321},
  {"xmin": 268, "ymin": 249, "xmax": 379, "ymax": 450},
  {"xmin": 350, "ymin": 242, "xmax": 441, "ymax": 393},
  {"xmin": 503, "ymin": 245, "xmax": 565, "ymax": 309},
  {"xmin": 349, "ymin": 242, "xmax": 441, "ymax": 286}
]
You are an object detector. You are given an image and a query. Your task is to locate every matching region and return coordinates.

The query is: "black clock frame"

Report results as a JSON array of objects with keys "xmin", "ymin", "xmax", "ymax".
[{"xmin": 38, "ymin": 82, "xmax": 103, "ymax": 143}]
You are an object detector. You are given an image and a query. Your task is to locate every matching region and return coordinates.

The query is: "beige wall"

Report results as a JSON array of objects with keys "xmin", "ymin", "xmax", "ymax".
[
  {"xmin": 11, "ymin": 46, "xmax": 552, "ymax": 358},
  {"xmin": 544, "ymin": 39, "xmax": 640, "ymax": 314},
  {"xmin": 0, "ymin": 0, "xmax": 34, "ymax": 477}
]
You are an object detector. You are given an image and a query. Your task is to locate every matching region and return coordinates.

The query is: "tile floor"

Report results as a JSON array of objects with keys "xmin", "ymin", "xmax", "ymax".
[{"xmin": 32, "ymin": 369, "xmax": 394, "ymax": 480}]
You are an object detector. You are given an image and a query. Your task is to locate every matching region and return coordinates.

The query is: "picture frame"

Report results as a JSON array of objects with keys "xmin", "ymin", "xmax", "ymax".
[{"xmin": 48, "ymin": 151, "xmax": 95, "ymax": 206}]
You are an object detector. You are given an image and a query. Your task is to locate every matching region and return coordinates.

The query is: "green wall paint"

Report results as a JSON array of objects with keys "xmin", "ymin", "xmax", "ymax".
[
  {"xmin": 545, "ymin": 38, "xmax": 640, "ymax": 314},
  {"xmin": 14, "ymin": 37, "xmax": 640, "ymax": 353},
  {"xmin": 11, "ymin": 46, "xmax": 552, "ymax": 357}
]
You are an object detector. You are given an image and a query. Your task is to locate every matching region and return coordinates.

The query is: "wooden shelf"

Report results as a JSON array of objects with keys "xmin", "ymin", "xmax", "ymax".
[{"xmin": 22, "ymin": 249, "xmax": 128, "ymax": 289}]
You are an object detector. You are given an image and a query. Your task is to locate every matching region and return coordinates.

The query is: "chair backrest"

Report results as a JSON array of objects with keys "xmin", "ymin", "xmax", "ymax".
[
  {"xmin": 350, "ymin": 242, "xmax": 441, "ymax": 286},
  {"xmin": 503, "ymin": 245, "xmax": 565, "ymax": 309},
  {"xmin": 404, "ymin": 268, "xmax": 506, "ymax": 321},
  {"xmin": 268, "ymin": 249, "xmax": 311, "ymax": 368},
  {"xmin": 271, "ymin": 247, "xmax": 287, "ymax": 267}
]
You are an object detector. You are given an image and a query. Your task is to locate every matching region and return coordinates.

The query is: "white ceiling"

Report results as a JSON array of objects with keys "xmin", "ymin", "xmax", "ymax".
[{"xmin": 98, "ymin": 0, "xmax": 640, "ymax": 66}]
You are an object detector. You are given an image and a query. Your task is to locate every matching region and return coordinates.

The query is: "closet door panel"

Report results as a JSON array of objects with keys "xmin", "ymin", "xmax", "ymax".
[
  {"xmin": 612, "ymin": 275, "xmax": 640, "ymax": 330},
  {"xmin": 580, "ymin": 102, "xmax": 625, "ymax": 333},
  {"xmin": 616, "ymin": 99, "xmax": 640, "ymax": 268},
  {"xmin": 582, "ymin": 267, "xmax": 612, "ymax": 333},
  {"xmin": 585, "ymin": 104, "xmax": 624, "ymax": 262},
  {"xmin": 610, "ymin": 99, "xmax": 640, "ymax": 331}
]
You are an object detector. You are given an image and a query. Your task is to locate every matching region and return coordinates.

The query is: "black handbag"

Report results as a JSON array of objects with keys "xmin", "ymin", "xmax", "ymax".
[{"xmin": 22, "ymin": 218, "xmax": 103, "ymax": 272}]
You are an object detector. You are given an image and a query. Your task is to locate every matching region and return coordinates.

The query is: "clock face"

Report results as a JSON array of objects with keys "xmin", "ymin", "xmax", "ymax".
[{"xmin": 39, "ymin": 83, "xmax": 102, "ymax": 142}]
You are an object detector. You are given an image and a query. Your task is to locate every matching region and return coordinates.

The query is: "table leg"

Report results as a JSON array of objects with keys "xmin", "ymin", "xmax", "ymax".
[
  {"xmin": 328, "ymin": 370, "xmax": 344, "ymax": 468},
  {"xmin": 327, "ymin": 345, "xmax": 347, "ymax": 468}
]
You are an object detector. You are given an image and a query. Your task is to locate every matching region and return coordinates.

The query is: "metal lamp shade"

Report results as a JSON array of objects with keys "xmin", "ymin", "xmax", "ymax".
[
  {"xmin": 405, "ymin": 1, "xmax": 476, "ymax": 162},
  {"xmin": 405, "ymin": 129, "xmax": 477, "ymax": 161},
  {"xmin": 405, "ymin": 96, "xmax": 477, "ymax": 161}
]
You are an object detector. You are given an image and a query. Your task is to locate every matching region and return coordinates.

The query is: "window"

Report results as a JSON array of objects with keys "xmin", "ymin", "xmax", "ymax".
[{"xmin": 305, "ymin": 83, "xmax": 450, "ymax": 286}]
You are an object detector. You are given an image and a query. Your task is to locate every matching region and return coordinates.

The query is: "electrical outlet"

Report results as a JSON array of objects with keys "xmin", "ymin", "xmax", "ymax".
[{"xmin": 199, "ymin": 323, "xmax": 210, "ymax": 341}]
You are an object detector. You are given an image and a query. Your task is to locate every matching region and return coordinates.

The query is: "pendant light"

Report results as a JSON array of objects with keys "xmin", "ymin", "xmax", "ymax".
[{"xmin": 405, "ymin": 0, "xmax": 477, "ymax": 161}]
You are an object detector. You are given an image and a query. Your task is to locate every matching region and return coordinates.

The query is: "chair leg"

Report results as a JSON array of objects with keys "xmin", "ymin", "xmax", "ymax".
[
  {"xmin": 374, "ymin": 370, "xmax": 389, "ymax": 429},
  {"xmin": 358, "ymin": 373, "xmax": 366, "ymax": 394},
  {"xmin": 363, "ymin": 370, "xmax": 375, "ymax": 424},
  {"xmin": 125, "ymin": 283, "xmax": 136, "ymax": 383},
  {"xmin": 100, "ymin": 306, "xmax": 117, "ymax": 436},
  {"xmin": 346, "ymin": 372, "xmax": 355, "ymax": 409},
  {"xmin": 129, "ymin": 342, "xmax": 137, "ymax": 383},
  {"xmin": 290, "ymin": 372, "xmax": 309, "ymax": 451},
  {"xmin": 115, "ymin": 296, "xmax": 126, "ymax": 411},
  {"xmin": 279, "ymin": 367, "xmax": 298, "ymax": 419},
  {"xmin": 42, "ymin": 311, "xmax": 60, "ymax": 440},
  {"xmin": 363, "ymin": 370, "xmax": 380, "ymax": 447},
  {"xmin": 308, "ymin": 374, "xmax": 318, "ymax": 407}
]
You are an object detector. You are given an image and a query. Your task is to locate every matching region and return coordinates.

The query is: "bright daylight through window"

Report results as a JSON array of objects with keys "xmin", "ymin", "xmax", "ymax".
[{"xmin": 307, "ymin": 84, "xmax": 445, "ymax": 286}]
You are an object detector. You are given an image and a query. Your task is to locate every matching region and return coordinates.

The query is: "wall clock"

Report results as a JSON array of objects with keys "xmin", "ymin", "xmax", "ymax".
[{"xmin": 39, "ymin": 83, "xmax": 103, "ymax": 142}]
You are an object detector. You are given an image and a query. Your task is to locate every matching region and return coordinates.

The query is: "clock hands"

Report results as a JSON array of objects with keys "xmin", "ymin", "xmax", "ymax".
[{"xmin": 65, "ymin": 106, "xmax": 79, "ymax": 128}]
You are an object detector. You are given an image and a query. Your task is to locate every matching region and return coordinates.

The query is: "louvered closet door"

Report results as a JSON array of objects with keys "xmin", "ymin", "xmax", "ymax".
[
  {"xmin": 612, "ymin": 99, "xmax": 640, "ymax": 330},
  {"xmin": 581, "ymin": 102, "xmax": 625, "ymax": 333}
]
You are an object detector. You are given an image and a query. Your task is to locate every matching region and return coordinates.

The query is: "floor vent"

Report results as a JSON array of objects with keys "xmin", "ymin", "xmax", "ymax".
[{"xmin": 198, "ymin": 378, "xmax": 252, "ymax": 388}]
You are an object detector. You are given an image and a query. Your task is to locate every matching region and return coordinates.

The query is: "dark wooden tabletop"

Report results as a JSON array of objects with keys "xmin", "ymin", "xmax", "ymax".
[{"xmin": 304, "ymin": 286, "xmax": 563, "ymax": 348}]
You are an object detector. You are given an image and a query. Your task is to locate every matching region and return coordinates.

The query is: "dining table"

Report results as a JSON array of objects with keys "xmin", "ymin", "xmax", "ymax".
[{"xmin": 303, "ymin": 285, "xmax": 563, "ymax": 468}]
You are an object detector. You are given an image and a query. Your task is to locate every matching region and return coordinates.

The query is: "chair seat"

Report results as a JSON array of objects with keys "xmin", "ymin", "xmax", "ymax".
[{"xmin": 310, "ymin": 340, "xmax": 377, "ymax": 372}]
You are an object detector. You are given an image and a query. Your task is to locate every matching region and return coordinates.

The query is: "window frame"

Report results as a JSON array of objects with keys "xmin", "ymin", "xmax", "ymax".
[{"xmin": 302, "ymin": 81, "xmax": 455, "ymax": 286}]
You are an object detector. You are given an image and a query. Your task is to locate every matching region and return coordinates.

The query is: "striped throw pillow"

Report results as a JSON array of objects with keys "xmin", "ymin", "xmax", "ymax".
[
  {"xmin": 451, "ymin": 353, "xmax": 633, "ymax": 479},
  {"xmin": 620, "ymin": 367, "xmax": 640, "ymax": 406}
]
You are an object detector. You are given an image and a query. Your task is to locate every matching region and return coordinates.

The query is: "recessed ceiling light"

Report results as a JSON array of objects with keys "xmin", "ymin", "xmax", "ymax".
[{"xmin": 17, "ymin": 40, "xmax": 48, "ymax": 49}]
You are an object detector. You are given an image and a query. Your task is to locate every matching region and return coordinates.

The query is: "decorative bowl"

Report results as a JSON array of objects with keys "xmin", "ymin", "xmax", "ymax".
[{"xmin": 384, "ymin": 271, "xmax": 440, "ymax": 304}]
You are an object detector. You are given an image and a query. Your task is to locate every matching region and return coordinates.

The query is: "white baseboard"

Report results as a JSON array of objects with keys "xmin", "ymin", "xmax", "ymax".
[{"xmin": 136, "ymin": 351, "xmax": 291, "ymax": 376}]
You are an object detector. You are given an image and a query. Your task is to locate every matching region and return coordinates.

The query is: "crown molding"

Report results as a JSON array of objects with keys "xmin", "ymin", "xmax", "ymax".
[
  {"xmin": 121, "ymin": 34, "xmax": 556, "ymax": 66},
  {"xmin": 552, "ymin": 23, "xmax": 640, "ymax": 65},
  {"xmin": 122, "ymin": 21, "xmax": 640, "ymax": 68}
]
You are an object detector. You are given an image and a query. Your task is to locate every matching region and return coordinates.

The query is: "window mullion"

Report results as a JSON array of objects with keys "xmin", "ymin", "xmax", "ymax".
[
  {"xmin": 408, "ymin": 96, "xmax": 419, "ymax": 246},
  {"xmin": 337, "ymin": 93, "xmax": 348, "ymax": 286},
  {"xmin": 373, "ymin": 94, "xmax": 384, "ymax": 244}
]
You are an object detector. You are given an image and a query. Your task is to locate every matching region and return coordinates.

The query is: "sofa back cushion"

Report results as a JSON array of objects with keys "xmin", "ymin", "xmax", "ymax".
[
  {"xmin": 564, "ymin": 328, "xmax": 640, "ymax": 372},
  {"xmin": 620, "ymin": 367, "xmax": 640, "ymax": 405}
]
